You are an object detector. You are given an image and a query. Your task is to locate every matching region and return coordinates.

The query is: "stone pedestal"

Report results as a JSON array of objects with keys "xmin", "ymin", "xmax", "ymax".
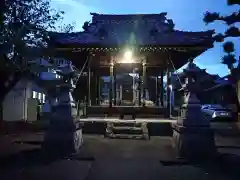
[
  {"xmin": 172, "ymin": 124, "xmax": 216, "ymax": 159},
  {"xmin": 172, "ymin": 92, "xmax": 216, "ymax": 159},
  {"xmin": 43, "ymin": 104, "xmax": 83, "ymax": 154}
]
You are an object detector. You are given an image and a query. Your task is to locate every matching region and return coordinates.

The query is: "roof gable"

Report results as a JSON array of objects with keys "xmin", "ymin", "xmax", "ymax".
[
  {"xmin": 50, "ymin": 13, "xmax": 214, "ymax": 47},
  {"xmin": 90, "ymin": 12, "xmax": 173, "ymax": 33}
]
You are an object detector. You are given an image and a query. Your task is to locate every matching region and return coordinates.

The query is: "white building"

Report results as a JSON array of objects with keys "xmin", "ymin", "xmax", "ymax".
[
  {"xmin": 2, "ymin": 78, "xmax": 45, "ymax": 122},
  {"xmin": 2, "ymin": 58, "xmax": 70, "ymax": 122}
]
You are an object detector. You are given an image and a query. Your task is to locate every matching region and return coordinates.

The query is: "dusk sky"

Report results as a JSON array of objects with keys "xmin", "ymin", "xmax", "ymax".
[{"xmin": 50, "ymin": 0, "xmax": 239, "ymax": 77}]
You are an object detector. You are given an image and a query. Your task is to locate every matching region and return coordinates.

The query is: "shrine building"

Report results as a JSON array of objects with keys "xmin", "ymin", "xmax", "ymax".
[{"xmin": 48, "ymin": 12, "xmax": 214, "ymax": 119}]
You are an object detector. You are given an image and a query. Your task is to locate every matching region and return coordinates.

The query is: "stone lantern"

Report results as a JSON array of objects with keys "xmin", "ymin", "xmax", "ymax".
[
  {"xmin": 172, "ymin": 62, "xmax": 216, "ymax": 159},
  {"xmin": 43, "ymin": 62, "xmax": 83, "ymax": 154}
]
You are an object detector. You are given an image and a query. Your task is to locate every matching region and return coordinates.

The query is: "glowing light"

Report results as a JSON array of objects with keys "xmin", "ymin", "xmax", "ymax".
[
  {"xmin": 129, "ymin": 73, "xmax": 139, "ymax": 78},
  {"xmin": 124, "ymin": 51, "xmax": 132, "ymax": 59},
  {"xmin": 42, "ymin": 94, "xmax": 46, "ymax": 103},
  {"xmin": 38, "ymin": 93, "xmax": 42, "ymax": 100},
  {"xmin": 32, "ymin": 91, "xmax": 37, "ymax": 98},
  {"xmin": 119, "ymin": 51, "xmax": 135, "ymax": 63}
]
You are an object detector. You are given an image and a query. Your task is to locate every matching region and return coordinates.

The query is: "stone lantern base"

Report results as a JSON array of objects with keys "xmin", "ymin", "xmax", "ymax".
[
  {"xmin": 172, "ymin": 123, "xmax": 216, "ymax": 159},
  {"xmin": 43, "ymin": 105, "xmax": 83, "ymax": 155},
  {"xmin": 172, "ymin": 92, "xmax": 216, "ymax": 159}
]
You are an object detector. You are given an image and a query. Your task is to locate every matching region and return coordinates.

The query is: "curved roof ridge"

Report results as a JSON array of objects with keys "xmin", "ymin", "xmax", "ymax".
[{"xmin": 90, "ymin": 12, "xmax": 167, "ymax": 16}]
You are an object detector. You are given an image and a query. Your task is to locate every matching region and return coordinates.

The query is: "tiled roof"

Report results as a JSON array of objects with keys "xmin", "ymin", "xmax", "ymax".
[{"xmin": 50, "ymin": 13, "xmax": 214, "ymax": 47}]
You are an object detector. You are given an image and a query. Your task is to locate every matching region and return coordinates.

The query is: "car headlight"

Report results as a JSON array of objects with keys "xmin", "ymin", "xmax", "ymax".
[{"xmin": 212, "ymin": 112, "xmax": 217, "ymax": 118}]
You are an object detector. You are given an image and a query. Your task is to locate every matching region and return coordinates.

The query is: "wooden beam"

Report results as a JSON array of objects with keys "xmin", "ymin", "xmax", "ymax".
[{"xmin": 54, "ymin": 45, "xmax": 209, "ymax": 53}]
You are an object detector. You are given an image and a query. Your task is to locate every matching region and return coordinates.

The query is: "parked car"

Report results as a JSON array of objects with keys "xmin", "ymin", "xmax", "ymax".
[{"xmin": 201, "ymin": 104, "xmax": 233, "ymax": 121}]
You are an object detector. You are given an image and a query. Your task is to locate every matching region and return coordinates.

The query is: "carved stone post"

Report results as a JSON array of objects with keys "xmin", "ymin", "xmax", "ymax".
[
  {"xmin": 172, "ymin": 63, "xmax": 216, "ymax": 159},
  {"xmin": 43, "ymin": 63, "xmax": 83, "ymax": 154}
]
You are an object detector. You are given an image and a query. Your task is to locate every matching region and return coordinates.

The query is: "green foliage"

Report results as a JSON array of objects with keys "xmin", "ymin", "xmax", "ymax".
[
  {"xmin": 228, "ymin": 0, "xmax": 240, "ymax": 5},
  {"xmin": 222, "ymin": 54, "xmax": 236, "ymax": 70},
  {"xmin": 0, "ymin": 0, "xmax": 74, "ymax": 72},
  {"xmin": 203, "ymin": 0, "xmax": 239, "ymax": 72},
  {"xmin": 203, "ymin": 12, "xmax": 220, "ymax": 24},
  {"xmin": 223, "ymin": 41, "xmax": 235, "ymax": 54}
]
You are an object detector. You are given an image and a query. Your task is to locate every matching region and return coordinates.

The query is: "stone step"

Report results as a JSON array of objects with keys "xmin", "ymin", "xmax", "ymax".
[
  {"xmin": 105, "ymin": 121, "xmax": 149, "ymax": 140},
  {"xmin": 111, "ymin": 126, "xmax": 143, "ymax": 131},
  {"xmin": 110, "ymin": 122, "xmax": 142, "ymax": 127},
  {"xmin": 112, "ymin": 128, "xmax": 143, "ymax": 135},
  {"xmin": 107, "ymin": 133, "xmax": 149, "ymax": 140}
]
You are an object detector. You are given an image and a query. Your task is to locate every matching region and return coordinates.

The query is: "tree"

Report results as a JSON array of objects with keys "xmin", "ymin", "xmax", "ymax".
[
  {"xmin": 0, "ymin": 0, "xmax": 74, "ymax": 123},
  {"xmin": 1, "ymin": 0, "xmax": 74, "ymax": 65},
  {"xmin": 203, "ymin": 0, "xmax": 239, "ymax": 73},
  {"xmin": 0, "ymin": 0, "xmax": 74, "ymax": 91}
]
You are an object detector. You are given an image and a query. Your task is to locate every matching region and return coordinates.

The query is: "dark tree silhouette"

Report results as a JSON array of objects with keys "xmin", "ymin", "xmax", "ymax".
[
  {"xmin": 203, "ymin": 0, "xmax": 239, "ymax": 73},
  {"xmin": 0, "ymin": 0, "xmax": 74, "ymax": 123}
]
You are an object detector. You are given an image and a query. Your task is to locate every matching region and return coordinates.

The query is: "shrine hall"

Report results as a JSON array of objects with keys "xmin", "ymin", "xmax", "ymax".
[{"xmin": 48, "ymin": 12, "xmax": 214, "ymax": 119}]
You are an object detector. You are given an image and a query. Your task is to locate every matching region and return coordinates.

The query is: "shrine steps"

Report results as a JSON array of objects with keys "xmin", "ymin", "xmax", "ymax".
[{"xmin": 105, "ymin": 121, "xmax": 149, "ymax": 140}]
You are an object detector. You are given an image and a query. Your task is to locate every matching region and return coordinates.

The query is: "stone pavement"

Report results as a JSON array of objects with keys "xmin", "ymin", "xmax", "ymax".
[
  {"xmin": 0, "ymin": 133, "xmax": 91, "ymax": 180},
  {"xmin": 1, "ymin": 132, "xmax": 240, "ymax": 180}
]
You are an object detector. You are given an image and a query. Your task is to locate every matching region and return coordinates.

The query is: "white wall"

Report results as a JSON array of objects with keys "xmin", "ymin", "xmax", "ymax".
[
  {"xmin": 2, "ymin": 58, "xmax": 71, "ymax": 121},
  {"xmin": 2, "ymin": 79, "xmax": 45, "ymax": 122},
  {"xmin": 2, "ymin": 79, "xmax": 32, "ymax": 122}
]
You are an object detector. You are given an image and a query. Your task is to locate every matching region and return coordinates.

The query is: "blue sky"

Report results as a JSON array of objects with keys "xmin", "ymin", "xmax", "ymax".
[{"xmin": 50, "ymin": 0, "xmax": 239, "ymax": 77}]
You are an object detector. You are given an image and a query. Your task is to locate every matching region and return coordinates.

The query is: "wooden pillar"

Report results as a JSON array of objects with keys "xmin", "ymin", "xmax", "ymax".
[
  {"xmin": 88, "ymin": 66, "xmax": 91, "ymax": 106},
  {"xmin": 95, "ymin": 73, "xmax": 100, "ymax": 105},
  {"xmin": 86, "ymin": 56, "xmax": 91, "ymax": 108},
  {"xmin": 156, "ymin": 76, "xmax": 159, "ymax": 106},
  {"xmin": 142, "ymin": 62, "xmax": 146, "ymax": 106},
  {"xmin": 113, "ymin": 65, "xmax": 117, "ymax": 106},
  {"xmin": 166, "ymin": 68, "xmax": 169, "ymax": 104},
  {"xmin": 109, "ymin": 60, "xmax": 114, "ymax": 107},
  {"xmin": 160, "ymin": 70, "xmax": 164, "ymax": 107},
  {"xmin": 138, "ymin": 68, "xmax": 141, "ymax": 106},
  {"xmin": 132, "ymin": 68, "xmax": 136, "ymax": 105},
  {"xmin": 120, "ymin": 85, "xmax": 123, "ymax": 102},
  {"xmin": 166, "ymin": 64, "xmax": 171, "ymax": 117}
]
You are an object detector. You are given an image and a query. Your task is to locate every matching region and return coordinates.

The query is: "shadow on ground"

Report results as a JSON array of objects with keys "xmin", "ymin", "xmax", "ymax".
[
  {"xmin": 213, "ymin": 122, "xmax": 240, "ymax": 137},
  {"xmin": 160, "ymin": 152, "xmax": 240, "ymax": 180},
  {"xmin": 0, "ymin": 146, "xmax": 94, "ymax": 180},
  {"xmin": 0, "ymin": 148, "xmax": 55, "ymax": 169},
  {"xmin": 0, "ymin": 142, "xmax": 95, "ymax": 170}
]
